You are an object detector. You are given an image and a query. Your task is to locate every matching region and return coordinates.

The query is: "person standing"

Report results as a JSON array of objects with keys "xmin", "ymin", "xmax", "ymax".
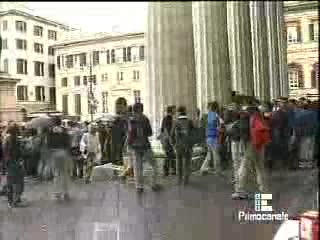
[
  {"xmin": 234, "ymin": 106, "xmax": 271, "ymax": 199},
  {"xmin": 127, "ymin": 103, "xmax": 160, "ymax": 193},
  {"xmin": 80, "ymin": 123, "xmax": 101, "ymax": 183},
  {"xmin": 200, "ymin": 102, "xmax": 223, "ymax": 175},
  {"xmin": 47, "ymin": 118, "xmax": 73, "ymax": 200},
  {"xmin": 3, "ymin": 125, "xmax": 25, "ymax": 207},
  {"xmin": 159, "ymin": 106, "xmax": 176, "ymax": 176},
  {"xmin": 171, "ymin": 106, "xmax": 195, "ymax": 185}
]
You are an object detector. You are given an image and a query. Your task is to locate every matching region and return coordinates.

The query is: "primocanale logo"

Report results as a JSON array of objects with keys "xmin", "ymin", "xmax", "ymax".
[{"xmin": 237, "ymin": 193, "xmax": 289, "ymax": 223}]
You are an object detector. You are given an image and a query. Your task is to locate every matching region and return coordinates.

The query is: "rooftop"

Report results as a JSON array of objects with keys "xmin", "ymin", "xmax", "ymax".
[
  {"xmin": 53, "ymin": 31, "xmax": 145, "ymax": 48},
  {"xmin": 0, "ymin": 9, "xmax": 76, "ymax": 31}
]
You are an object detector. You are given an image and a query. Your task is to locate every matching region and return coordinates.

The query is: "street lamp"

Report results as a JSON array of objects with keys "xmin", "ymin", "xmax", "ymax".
[{"xmin": 81, "ymin": 51, "xmax": 98, "ymax": 122}]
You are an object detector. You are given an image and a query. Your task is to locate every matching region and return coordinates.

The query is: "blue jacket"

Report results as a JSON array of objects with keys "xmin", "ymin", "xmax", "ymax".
[{"xmin": 206, "ymin": 111, "xmax": 219, "ymax": 146}]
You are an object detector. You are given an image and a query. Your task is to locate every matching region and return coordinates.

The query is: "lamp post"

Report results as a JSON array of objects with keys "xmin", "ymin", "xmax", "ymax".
[{"xmin": 81, "ymin": 52, "xmax": 97, "ymax": 122}]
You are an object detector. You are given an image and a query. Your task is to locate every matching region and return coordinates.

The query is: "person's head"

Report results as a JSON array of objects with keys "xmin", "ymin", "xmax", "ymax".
[
  {"xmin": 133, "ymin": 103, "xmax": 144, "ymax": 114},
  {"xmin": 88, "ymin": 123, "xmax": 97, "ymax": 134},
  {"xmin": 196, "ymin": 108, "xmax": 200, "ymax": 118},
  {"xmin": 176, "ymin": 106, "xmax": 187, "ymax": 116},
  {"xmin": 127, "ymin": 105, "xmax": 133, "ymax": 114},
  {"xmin": 288, "ymin": 99, "xmax": 297, "ymax": 109},
  {"xmin": 166, "ymin": 106, "xmax": 175, "ymax": 116},
  {"xmin": 7, "ymin": 125, "xmax": 18, "ymax": 136},
  {"xmin": 207, "ymin": 101, "xmax": 219, "ymax": 112}
]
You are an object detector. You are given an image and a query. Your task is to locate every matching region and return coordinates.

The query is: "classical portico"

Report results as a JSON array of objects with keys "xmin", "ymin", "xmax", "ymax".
[{"xmin": 145, "ymin": 1, "xmax": 288, "ymax": 131}]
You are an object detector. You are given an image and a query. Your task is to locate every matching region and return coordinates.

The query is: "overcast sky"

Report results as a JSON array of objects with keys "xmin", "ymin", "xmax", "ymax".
[{"xmin": 26, "ymin": 2, "xmax": 148, "ymax": 33}]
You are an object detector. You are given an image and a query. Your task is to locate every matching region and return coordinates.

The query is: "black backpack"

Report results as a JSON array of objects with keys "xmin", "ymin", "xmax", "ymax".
[
  {"xmin": 238, "ymin": 113, "xmax": 251, "ymax": 141},
  {"xmin": 174, "ymin": 118, "xmax": 194, "ymax": 147}
]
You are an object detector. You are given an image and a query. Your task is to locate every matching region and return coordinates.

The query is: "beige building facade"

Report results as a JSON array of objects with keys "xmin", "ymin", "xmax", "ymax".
[
  {"xmin": 284, "ymin": 1, "xmax": 319, "ymax": 100},
  {"xmin": 0, "ymin": 8, "xmax": 73, "ymax": 113},
  {"xmin": 53, "ymin": 32, "xmax": 145, "ymax": 121}
]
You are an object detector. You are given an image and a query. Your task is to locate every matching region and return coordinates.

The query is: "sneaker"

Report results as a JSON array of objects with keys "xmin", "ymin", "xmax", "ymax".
[
  {"xmin": 136, "ymin": 187, "xmax": 144, "ymax": 194},
  {"xmin": 8, "ymin": 203, "xmax": 13, "ymax": 208},
  {"xmin": 200, "ymin": 170, "xmax": 208, "ymax": 176},
  {"xmin": 232, "ymin": 192, "xmax": 249, "ymax": 200},
  {"xmin": 151, "ymin": 184, "xmax": 162, "ymax": 191}
]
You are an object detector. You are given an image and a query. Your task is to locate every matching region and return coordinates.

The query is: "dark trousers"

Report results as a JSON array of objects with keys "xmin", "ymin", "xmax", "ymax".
[
  {"xmin": 176, "ymin": 147, "xmax": 192, "ymax": 183},
  {"xmin": 163, "ymin": 144, "xmax": 176, "ymax": 175},
  {"xmin": 111, "ymin": 143, "xmax": 123, "ymax": 165},
  {"xmin": 7, "ymin": 173, "xmax": 24, "ymax": 205}
]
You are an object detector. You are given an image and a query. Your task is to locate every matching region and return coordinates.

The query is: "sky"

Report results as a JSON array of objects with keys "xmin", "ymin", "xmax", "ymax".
[{"xmin": 26, "ymin": 2, "xmax": 148, "ymax": 33}]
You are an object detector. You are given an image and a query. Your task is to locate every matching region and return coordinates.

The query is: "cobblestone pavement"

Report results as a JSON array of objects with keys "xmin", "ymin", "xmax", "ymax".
[{"xmin": 0, "ymin": 169, "xmax": 318, "ymax": 240}]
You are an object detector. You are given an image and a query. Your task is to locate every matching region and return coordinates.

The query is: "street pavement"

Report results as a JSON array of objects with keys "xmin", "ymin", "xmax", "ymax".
[{"xmin": 0, "ymin": 168, "xmax": 318, "ymax": 240}]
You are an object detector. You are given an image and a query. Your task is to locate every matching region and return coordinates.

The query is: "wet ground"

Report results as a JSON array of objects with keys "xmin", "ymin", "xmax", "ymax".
[{"xmin": 0, "ymin": 169, "xmax": 318, "ymax": 240}]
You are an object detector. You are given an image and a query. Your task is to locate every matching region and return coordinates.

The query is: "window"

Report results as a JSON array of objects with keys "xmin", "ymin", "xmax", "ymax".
[
  {"xmin": 35, "ymin": 86, "xmax": 45, "ymax": 101},
  {"xmin": 90, "ymin": 75, "xmax": 97, "ymax": 85},
  {"xmin": 34, "ymin": 43, "xmax": 44, "ymax": 54},
  {"xmin": 62, "ymin": 95, "xmax": 68, "ymax": 114},
  {"xmin": 16, "ymin": 39, "xmax": 27, "ymax": 50},
  {"xmin": 74, "ymin": 76, "xmax": 81, "ymax": 86},
  {"xmin": 123, "ymin": 48, "xmax": 127, "ymax": 62},
  {"xmin": 120, "ymin": 72, "xmax": 123, "ymax": 80},
  {"xmin": 311, "ymin": 63, "xmax": 319, "ymax": 88},
  {"xmin": 309, "ymin": 23, "xmax": 314, "ymax": 41},
  {"xmin": 309, "ymin": 22, "xmax": 319, "ymax": 41},
  {"xmin": 80, "ymin": 53, "xmax": 86, "ymax": 66},
  {"xmin": 2, "ymin": 20, "xmax": 8, "ymax": 31},
  {"xmin": 93, "ymin": 51, "xmax": 99, "ymax": 66},
  {"xmin": 74, "ymin": 94, "xmax": 82, "ymax": 115},
  {"xmin": 48, "ymin": 47, "xmax": 55, "ymax": 56},
  {"xmin": 111, "ymin": 49, "xmax": 115, "ymax": 63},
  {"xmin": 49, "ymin": 87, "xmax": 56, "ymax": 104},
  {"xmin": 33, "ymin": 25, "xmax": 43, "ymax": 37},
  {"xmin": 133, "ymin": 70, "xmax": 140, "ymax": 80},
  {"xmin": 126, "ymin": 47, "xmax": 131, "ymax": 62},
  {"xmin": 3, "ymin": 59, "xmax": 9, "ymax": 73},
  {"xmin": 102, "ymin": 91, "xmax": 108, "ymax": 113},
  {"xmin": 34, "ymin": 61, "xmax": 44, "ymax": 76},
  {"xmin": 57, "ymin": 56, "xmax": 61, "ymax": 69},
  {"xmin": 133, "ymin": 90, "xmax": 141, "ymax": 103},
  {"xmin": 48, "ymin": 30, "xmax": 57, "ymax": 40},
  {"xmin": 139, "ymin": 46, "xmax": 145, "ymax": 61},
  {"xmin": 106, "ymin": 50, "xmax": 110, "ymax": 64},
  {"xmin": 66, "ymin": 55, "xmax": 73, "ymax": 68},
  {"xmin": 83, "ymin": 76, "xmax": 88, "ymax": 85},
  {"xmin": 49, "ymin": 64, "xmax": 55, "ymax": 78},
  {"xmin": 288, "ymin": 71, "xmax": 299, "ymax": 89},
  {"xmin": 61, "ymin": 77, "xmax": 68, "ymax": 87},
  {"xmin": 101, "ymin": 73, "xmax": 108, "ymax": 81},
  {"xmin": 17, "ymin": 86, "xmax": 28, "ymax": 101},
  {"xmin": 1, "ymin": 39, "xmax": 8, "ymax": 49},
  {"xmin": 16, "ymin": 59, "xmax": 27, "ymax": 74},
  {"xmin": 15, "ymin": 21, "xmax": 27, "ymax": 32},
  {"xmin": 287, "ymin": 26, "xmax": 300, "ymax": 44}
]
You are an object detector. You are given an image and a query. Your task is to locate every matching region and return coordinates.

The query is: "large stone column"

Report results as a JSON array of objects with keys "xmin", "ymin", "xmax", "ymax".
[
  {"xmin": 250, "ymin": 2, "xmax": 270, "ymax": 101},
  {"xmin": 146, "ymin": 2, "xmax": 197, "ymax": 135},
  {"xmin": 227, "ymin": 2, "xmax": 254, "ymax": 96},
  {"xmin": 265, "ymin": 1, "xmax": 281, "ymax": 100},
  {"xmin": 193, "ymin": 2, "xmax": 231, "ymax": 113},
  {"xmin": 276, "ymin": 1, "xmax": 289, "ymax": 97}
]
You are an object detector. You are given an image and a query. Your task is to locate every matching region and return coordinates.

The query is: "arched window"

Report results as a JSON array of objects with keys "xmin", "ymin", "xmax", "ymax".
[{"xmin": 288, "ymin": 63, "xmax": 304, "ymax": 89}]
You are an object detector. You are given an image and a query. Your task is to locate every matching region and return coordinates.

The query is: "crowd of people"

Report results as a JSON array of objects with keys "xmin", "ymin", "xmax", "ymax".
[{"xmin": 0, "ymin": 95, "xmax": 318, "ymax": 207}]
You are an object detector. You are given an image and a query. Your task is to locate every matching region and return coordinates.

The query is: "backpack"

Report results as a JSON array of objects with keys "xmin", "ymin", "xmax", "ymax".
[
  {"xmin": 127, "ymin": 116, "xmax": 149, "ymax": 150},
  {"xmin": 174, "ymin": 118, "xmax": 194, "ymax": 147},
  {"xmin": 238, "ymin": 112, "xmax": 251, "ymax": 141}
]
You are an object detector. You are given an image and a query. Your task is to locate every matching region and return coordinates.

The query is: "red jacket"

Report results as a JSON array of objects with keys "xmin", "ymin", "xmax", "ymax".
[{"xmin": 250, "ymin": 113, "xmax": 271, "ymax": 153}]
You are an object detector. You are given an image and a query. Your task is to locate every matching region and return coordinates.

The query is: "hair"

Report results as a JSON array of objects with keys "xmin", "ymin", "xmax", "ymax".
[
  {"xmin": 133, "ymin": 103, "xmax": 144, "ymax": 113},
  {"xmin": 208, "ymin": 101, "xmax": 219, "ymax": 112},
  {"xmin": 177, "ymin": 106, "xmax": 187, "ymax": 115}
]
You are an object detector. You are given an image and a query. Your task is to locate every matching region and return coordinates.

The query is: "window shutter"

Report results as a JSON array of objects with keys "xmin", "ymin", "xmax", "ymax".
[
  {"xmin": 297, "ymin": 25, "xmax": 302, "ymax": 42},
  {"xmin": 311, "ymin": 70, "xmax": 316, "ymax": 88},
  {"xmin": 298, "ymin": 70, "xmax": 304, "ymax": 88},
  {"xmin": 309, "ymin": 24, "xmax": 314, "ymax": 41}
]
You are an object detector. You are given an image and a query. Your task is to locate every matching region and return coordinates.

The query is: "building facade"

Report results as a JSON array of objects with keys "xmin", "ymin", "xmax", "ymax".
[
  {"xmin": 0, "ymin": 9, "xmax": 72, "ymax": 113},
  {"xmin": 53, "ymin": 32, "xmax": 145, "ymax": 121},
  {"xmin": 284, "ymin": 1, "xmax": 319, "ymax": 100}
]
